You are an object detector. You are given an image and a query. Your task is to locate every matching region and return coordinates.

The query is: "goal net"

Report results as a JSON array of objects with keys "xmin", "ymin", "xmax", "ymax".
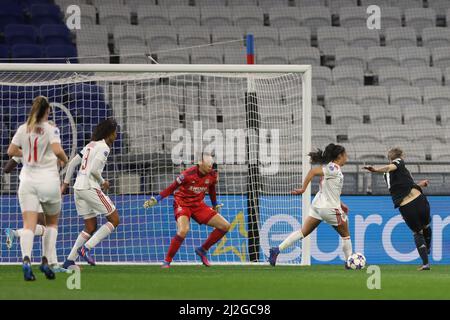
[{"xmin": 0, "ymin": 64, "xmax": 311, "ymax": 265}]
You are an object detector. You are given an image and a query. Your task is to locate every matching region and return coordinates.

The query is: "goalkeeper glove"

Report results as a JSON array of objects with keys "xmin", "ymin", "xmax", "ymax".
[
  {"xmin": 212, "ymin": 203, "xmax": 224, "ymax": 213},
  {"xmin": 143, "ymin": 196, "xmax": 160, "ymax": 209}
]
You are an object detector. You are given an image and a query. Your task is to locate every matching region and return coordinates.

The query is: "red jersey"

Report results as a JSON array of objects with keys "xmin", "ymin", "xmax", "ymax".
[{"xmin": 159, "ymin": 165, "xmax": 218, "ymax": 207}]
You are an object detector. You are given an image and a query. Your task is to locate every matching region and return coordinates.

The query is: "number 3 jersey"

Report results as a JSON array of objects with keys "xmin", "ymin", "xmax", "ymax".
[
  {"xmin": 11, "ymin": 122, "xmax": 61, "ymax": 182},
  {"xmin": 312, "ymin": 162, "xmax": 344, "ymax": 209},
  {"xmin": 73, "ymin": 139, "xmax": 110, "ymax": 190}
]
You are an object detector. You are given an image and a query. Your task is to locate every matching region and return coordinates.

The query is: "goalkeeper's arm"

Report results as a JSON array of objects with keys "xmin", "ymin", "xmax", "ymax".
[
  {"xmin": 143, "ymin": 180, "xmax": 180, "ymax": 208},
  {"xmin": 208, "ymin": 184, "xmax": 223, "ymax": 213}
]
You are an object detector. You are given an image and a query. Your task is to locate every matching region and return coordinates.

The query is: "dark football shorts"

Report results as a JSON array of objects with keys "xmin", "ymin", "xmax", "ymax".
[{"xmin": 399, "ymin": 193, "xmax": 431, "ymax": 233}]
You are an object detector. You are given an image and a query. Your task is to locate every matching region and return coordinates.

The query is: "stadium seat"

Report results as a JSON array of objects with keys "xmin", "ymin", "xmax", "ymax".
[
  {"xmin": 441, "ymin": 110, "xmax": 450, "ymax": 127},
  {"xmin": 75, "ymin": 25, "xmax": 109, "ymax": 46},
  {"xmin": 77, "ymin": 43, "xmax": 109, "ymax": 64},
  {"xmin": 0, "ymin": 2, "xmax": 25, "ymax": 32},
  {"xmin": 398, "ymin": 47, "xmax": 430, "ymax": 68},
  {"xmin": 409, "ymin": 66, "xmax": 442, "ymax": 90},
  {"xmin": 423, "ymin": 86, "xmax": 450, "ymax": 110},
  {"xmin": 414, "ymin": 125, "xmax": 445, "ymax": 146},
  {"xmin": 268, "ymin": 7, "xmax": 301, "ymax": 28},
  {"xmin": 300, "ymin": 6, "xmax": 331, "ymax": 35},
  {"xmin": 380, "ymin": 125, "xmax": 411, "ymax": 145},
  {"xmin": 0, "ymin": 45, "xmax": 10, "ymax": 61},
  {"xmin": 40, "ymin": 24, "xmax": 72, "ymax": 46},
  {"xmin": 197, "ymin": 0, "xmax": 227, "ymax": 6},
  {"xmin": 348, "ymin": 124, "xmax": 382, "ymax": 144},
  {"xmin": 431, "ymin": 143, "xmax": 450, "ymax": 161},
  {"xmin": 137, "ymin": 5, "xmax": 170, "ymax": 26},
  {"xmin": 392, "ymin": 0, "xmax": 424, "ymax": 12},
  {"xmin": 347, "ymin": 27, "xmax": 380, "ymax": 48},
  {"xmin": 353, "ymin": 142, "xmax": 387, "ymax": 161},
  {"xmin": 232, "ymin": 5, "xmax": 264, "ymax": 31},
  {"xmin": 247, "ymin": 27, "xmax": 279, "ymax": 47},
  {"xmin": 331, "ymin": 104, "xmax": 363, "ymax": 127},
  {"xmin": 313, "ymin": 66, "xmax": 333, "ymax": 97},
  {"xmin": 296, "ymin": 0, "xmax": 326, "ymax": 6},
  {"xmin": 30, "ymin": 4, "xmax": 63, "ymax": 26},
  {"xmin": 358, "ymin": 86, "xmax": 389, "ymax": 107},
  {"xmin": 389, "ymin": 86, "xmax": 422, "ymax": 106},
  {"xmin": 373, "ymin": 6, "xmax": 402, "ymax": 31},
  {"xmin": 158, "ymin": 0, "xmax": 190, "ymax": 6},
  {"xmin": 327, "ymin": 0, "xmax": 357, "ymax": 15},
  {"xmin": 311, "ymin": 104, "xmax": 326, "ymax": 125},
  {"xmin": 119, "ymin": 45, "xmax": 150, "ymax": 64},
  {"xmin": 432, "ymin": 47, "xmax": 450, "ymax": 70},
  {"xmin": 287, "ymin": 47, "xmax": 320, "ymax": 65},
  {"xmin": 317, "ymin": 27, "xmax": 348, "ymax": 55},
  {"xmin": 404, "ymin": 104, "xmax": 436, "ymax": 126},
  {"xmin": 385, "ymin": 27, "xmax": 417, "ymax": 48},
  {"xmin": 369, "ymin": 105, "xmax": 402, "ymax": 125},
  {"xmin": 223, "ymin": 46, "xmax": 246, "ymax": 64},
  {"xmin": 98, "ymin": 5, "xmax": 131, "ymax": 34},
  {"xmin": 169, "ymin": 5, "xmax": 200, "ymax": 28},
  {"xmin": 339, "ymin": 7, "xmax": 367, "ymax": 28},
  {"xmin": 63, "ymin": 4, "xmax": 96, "ymax": 25},
  {"xmin": 378, "ymin": 66, "xmax": 410, "ymax": 87},
  {"xmin": 113, "ymin": 25, "xmax": 145, "ymax": 50},
  {"xmin": 332, "ymin": 66, "xmax": 364, "ymax": 86},
  {"xmin": 312, "ymin": 125, "xmax": 337, "ymax": 147},
  {"xmin": 156, "ymin": 45, "xmax": 189, "ymax": 64},
  {"xmin": 256, "ymin": 46, "xmax": 288, "ymax": 64},
  {"xmin": 228, "ymin": 0, "xmax": 258, "ymax": 6},
  {"xmin": 146, "ymin": 26, "xmax": 178, "ymax": 50},
  {"xmin": 191, "ymin": 46, "xmax": 223, "ymax": 64},
  {"xmin": 45, "ymin": 44, "xmax": 77, "ymax": 63},
  {"xmin": 178, "ymin": 26, "xmax": 211, "ymax": 47},
  {"xmin": 279, "ymin": 27, "xmax": 311, "ymax": 47},
  {"xmin": 405, "ymin": 8, "xmax": 436, "ymax": 33},
  {"xmin": 367, "ymin": 46, "xmax": 399, "ymax": 72},
  {"xmin": 325, "ymin": 85, "xmax": 357, "ymax": 106},
  {"xmin": 201, "ymin": 6, "xmax": 233, "ymax": 28},
  {"xmin": 5, "ymin": 24, "xmax": 38, "ymax": 45},
  {"xmin": 422, "ymin": 27, "xmax": 450, "ymax": 49},
  {"xmin": 11, "ymin": 44, "xmax": 44, "ymax": 63},
  {"xmin": 211, "ymin": 26, "xmax": 244, "ymax": 46},
  {"xmin": 335, "ymin": 46, "xmax": 366, "ymax": 69},
  {"xmin": 93, "ymin": 0, "xmax": 124, "ymax": 6},
  {"xmin": 259, "ymin": 0, "xmax": 290, "ymax": 13}
]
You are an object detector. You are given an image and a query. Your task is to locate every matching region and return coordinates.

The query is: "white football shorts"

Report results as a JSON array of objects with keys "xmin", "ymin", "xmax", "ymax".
[
  {"xmin": 18, "ymin": 180, "xmax": 61, "ymax": 215},
  {"xmin": 74, "ymin": 188, "xmax": 116, "ymax": 220},
  {"xmin": 309, "ymin": 206, "xmax": 347, "ymax": 226}
]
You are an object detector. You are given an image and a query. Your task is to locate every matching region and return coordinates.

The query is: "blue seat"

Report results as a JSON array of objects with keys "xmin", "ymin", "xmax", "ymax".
[
  {"xmin": 68, "ymin": 83, "xmax": 105, "ymax": 101},
  {"xmin": 34, "ymin": 85, "xmax": 65, "ymax": 101},
  {"xmin": 0, "ymin": 2, "xmax": 25, "ymax": 32},
  {"xmin": 8, "ymin": 103, "xmax": 29, "ymax": 129},
  {"xmin": 45, "ymin": 45, "xmax": 78, "ymax": 63},
  {"xmin": 40, "ymin": 24, "xmax": 72, "ymax": 46},
  {"xmin": 11, "ymin": 44, "xmax": 44, "ymax": 63},
  {"xmin": 30, "ymin": 4, "xmax": 62, "ymax": 26},
  {"xmin": 0, "ymin": 45, "xmax": 10, "ymax": 61},
  {"xmin": 5, "ymin": 24, "xmax": 38, "ymax": 45}
]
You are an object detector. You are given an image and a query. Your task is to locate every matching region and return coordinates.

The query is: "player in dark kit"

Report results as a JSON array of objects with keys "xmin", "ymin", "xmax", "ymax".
[
  {"xmin": 364, "ymin": 147, "xmax": 432, "ymax": 271},
  {"xmin": 143, "ymin": 153, "xmax": 231, "ymax": 268}
]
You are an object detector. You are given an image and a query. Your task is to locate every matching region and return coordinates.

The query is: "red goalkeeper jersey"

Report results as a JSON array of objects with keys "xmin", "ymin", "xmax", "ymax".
[{"xmin": 159, "ymin": 165, "xmax": 218, "ymax": 207}]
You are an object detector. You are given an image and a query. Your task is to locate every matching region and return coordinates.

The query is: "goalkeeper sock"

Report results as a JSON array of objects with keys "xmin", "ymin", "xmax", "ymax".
[
  {"xmin": 414, "ymin": 232, "xmax": 429, "ymax": 266},
  {"xmin": 201, "ymin": 229, "xmax": 227, "ymax": 251},
  {"xmin": 423, "ymin": 225, "xmax": 432, "ymax": 253},
  {"xmin": 279, "ymin": 230, "xmax": 304, "ymax": 251},
  {"xmin": 20, "ymin": 229, "xmax": 34, "ymax": 259},
  {"xmin": 85, "ymin": 222, "xmax": 115, "ymax": 250},
  {"xmin": 165, "ymin": 235, "xmax": 185, "ymax": 263},
  {"xmin": 42, "ymin": 226, "xmax": 57, "ymax": 261},
  {"xmin": 68, "ymin": 231, "xmax": 91, "ymax": 261},
  {"xmin": 342, "ymin": 236, "xmax": 352, "ymax": 261}
]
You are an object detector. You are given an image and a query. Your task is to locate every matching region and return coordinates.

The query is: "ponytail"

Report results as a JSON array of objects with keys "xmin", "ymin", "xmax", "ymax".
[
  {"xmin": 27, "ymin": 96, "xmax": 50, "ymax": 132},
  {"xmin": 308, "ymin": 143, "xmax": 346, "ymax": 164}
]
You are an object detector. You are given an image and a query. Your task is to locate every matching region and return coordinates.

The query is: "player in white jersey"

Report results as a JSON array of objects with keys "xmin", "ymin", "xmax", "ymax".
[
  {"xmin": 269, "ymin": 143, "xmax": 354, "ymax": 268},
  {"xmin": 61, "ymin": 118, "xmax": 119, "ymax": 268},
  {"xmin": 7, "ymin": 96, "xmax": 69, "ymax": 281}
]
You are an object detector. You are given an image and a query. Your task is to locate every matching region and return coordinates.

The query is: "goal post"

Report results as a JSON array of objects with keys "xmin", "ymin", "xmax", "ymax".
[{"xmin": 0, "ymin": 63, "xmax": 311, "ymax": 266}]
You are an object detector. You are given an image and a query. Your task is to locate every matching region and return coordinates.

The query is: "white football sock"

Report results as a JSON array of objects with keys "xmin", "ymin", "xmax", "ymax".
[
  {"xmin": 13, "ymin": 229, "xmax": 19, "ymax": 237},
  {"xmin": 42, "ymin": 226, "xmax": 58, "ymax": 261},
  {"xmin": 34, "ymin": 225, "xmax": 45, "ymax": 237},
  {"xmin": 49, "ymin": 244, "xmax": 58, "ymax": 265},
  {"xmin": 85, "ymin": 222, "xmax": 115, "ymax": 250},
  {"xmin": 68, "ymin": 231, "xmax": 91, "ymax": 261},
  {"xmin": 279, "ymin": 230, "xmax": 304, "ymax": 251},
  {"xmin": 20, "ymin": 229, "xmax": 34, "ymax": 260},
  {"xmin": 342, "ymin": 236, "xmax": 353, "ymax": 261}
]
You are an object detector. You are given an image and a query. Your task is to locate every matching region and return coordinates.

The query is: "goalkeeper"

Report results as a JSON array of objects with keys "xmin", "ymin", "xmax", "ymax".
[{"xmin": 144, "ymin": 153, "xmax": 230, "ymax": 268}]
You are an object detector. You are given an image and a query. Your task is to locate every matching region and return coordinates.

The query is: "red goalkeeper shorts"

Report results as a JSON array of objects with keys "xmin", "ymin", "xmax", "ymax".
[{"xmin": 173, "ymin": 200, "xmax": 217, "ymax": 225}]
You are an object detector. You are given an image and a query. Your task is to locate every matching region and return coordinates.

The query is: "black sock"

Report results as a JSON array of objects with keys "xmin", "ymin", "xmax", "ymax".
[
  {"xmin": 423, "ymin": 226, "xmax": 432, "ymax": 254},
  {"xmin": 414, "ymin": 233, "xmax": 429, "ymax": 266}
]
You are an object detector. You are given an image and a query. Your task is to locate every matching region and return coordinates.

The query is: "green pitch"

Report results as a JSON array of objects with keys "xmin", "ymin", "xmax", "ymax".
[{"xmin": 0, "ymin": 265, "xmax": 449, "ymax": 300}]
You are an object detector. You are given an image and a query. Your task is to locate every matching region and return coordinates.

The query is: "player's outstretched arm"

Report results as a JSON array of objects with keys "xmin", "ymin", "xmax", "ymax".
[
  {"xmin": 291, "ymin": 166, "xmax": 323, "ymax": 195},
  {"xmin": 417, "ymin": 180, "xmax": 429, "ymax": 188},
  {"xmin": 143, "ymin": 179, "xmax": 180, "ymax": 208},
  {"xmin": 208, "ymin": 184, "xmax": 223, "ymax": 213},
  {"xmin": 363, "ymin": 164, "xmax": 397, "ymax": 173}
]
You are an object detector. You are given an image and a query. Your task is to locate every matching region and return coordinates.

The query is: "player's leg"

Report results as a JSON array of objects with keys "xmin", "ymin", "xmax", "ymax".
[
  {"xmin": 84, "ymin": 209, "xmax": 119, "ymax": 251},
  {"xmin": 420, "ymin": 196, "xmax": 432, "ymax": 255},
  {"xmin": 40, "ymin": 201, "xmax": 61, "ymax": 280},
  {"xmin": 5, "ymin": 221, "xmax": 45, "ymax": 250},
  {"xmin": 163, "ymin": 215, "xmax": 191, "ymax": 268},
  {"xmin": 195, "ymin": 213, "xmax": 231, "ymax": 266},
  {"xmin": 332, "ymin": 215, "xmax": 353, "ymax": 269},
  {"xmin": 269, "ymin": 212, "xmax": 322, "ymax": 267}
]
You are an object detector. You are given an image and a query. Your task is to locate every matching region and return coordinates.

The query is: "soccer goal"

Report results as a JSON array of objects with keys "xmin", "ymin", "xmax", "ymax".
[{"xmin": 0, "ymin": 63, "xmax": 311, "ymax": 266}]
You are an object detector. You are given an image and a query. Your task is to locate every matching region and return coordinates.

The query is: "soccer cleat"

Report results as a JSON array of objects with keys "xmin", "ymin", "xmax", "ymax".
[
  {"xmin": 195, "ymin": 247, "xmax": 211, "ymax": 267},
  {"xmin": 417, "ymin": 264, "xmax": 431, "ymax": 271},
  {"xmin": 22, "ymin": 256, "xmax": 36, "ymax": 281},
  {"xmin": 268, "ymin": 247, "xmax": 280, "ymax": 267},
  {"xmin": 161, "ymin": 261, "xmax": 171, "ymax": 269},
  {"xmin": 5, "ymin": 228, "xmax": 15, "ymax": 250},
  {"xmin": 51, "ymin": 264, "xmax": 70, "ymax": 273},
  {"xmin": 77, "ymin": 245, "xmax": 96, "ymax": 266},
  {"xmin": 344, "ymin": 263, "xmax": 351, "ymax": 270},
  {"xmin": 39, "ymin": 257, "xmax": 56, "ymax": 280},
  {"xmin": 62, "ymin": 259, "xmax": 76, "ymax": 270}
]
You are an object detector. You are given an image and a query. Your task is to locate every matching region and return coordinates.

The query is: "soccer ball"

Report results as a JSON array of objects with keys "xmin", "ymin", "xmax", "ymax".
[{"xmin": 346, "ymin": 253, "xmax": 366, "ymax": 270}]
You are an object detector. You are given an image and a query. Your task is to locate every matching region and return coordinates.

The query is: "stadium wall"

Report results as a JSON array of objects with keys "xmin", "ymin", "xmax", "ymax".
[{"xmin": 1, "ymin": 196, "xmax": 449, "ymax": 264}]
